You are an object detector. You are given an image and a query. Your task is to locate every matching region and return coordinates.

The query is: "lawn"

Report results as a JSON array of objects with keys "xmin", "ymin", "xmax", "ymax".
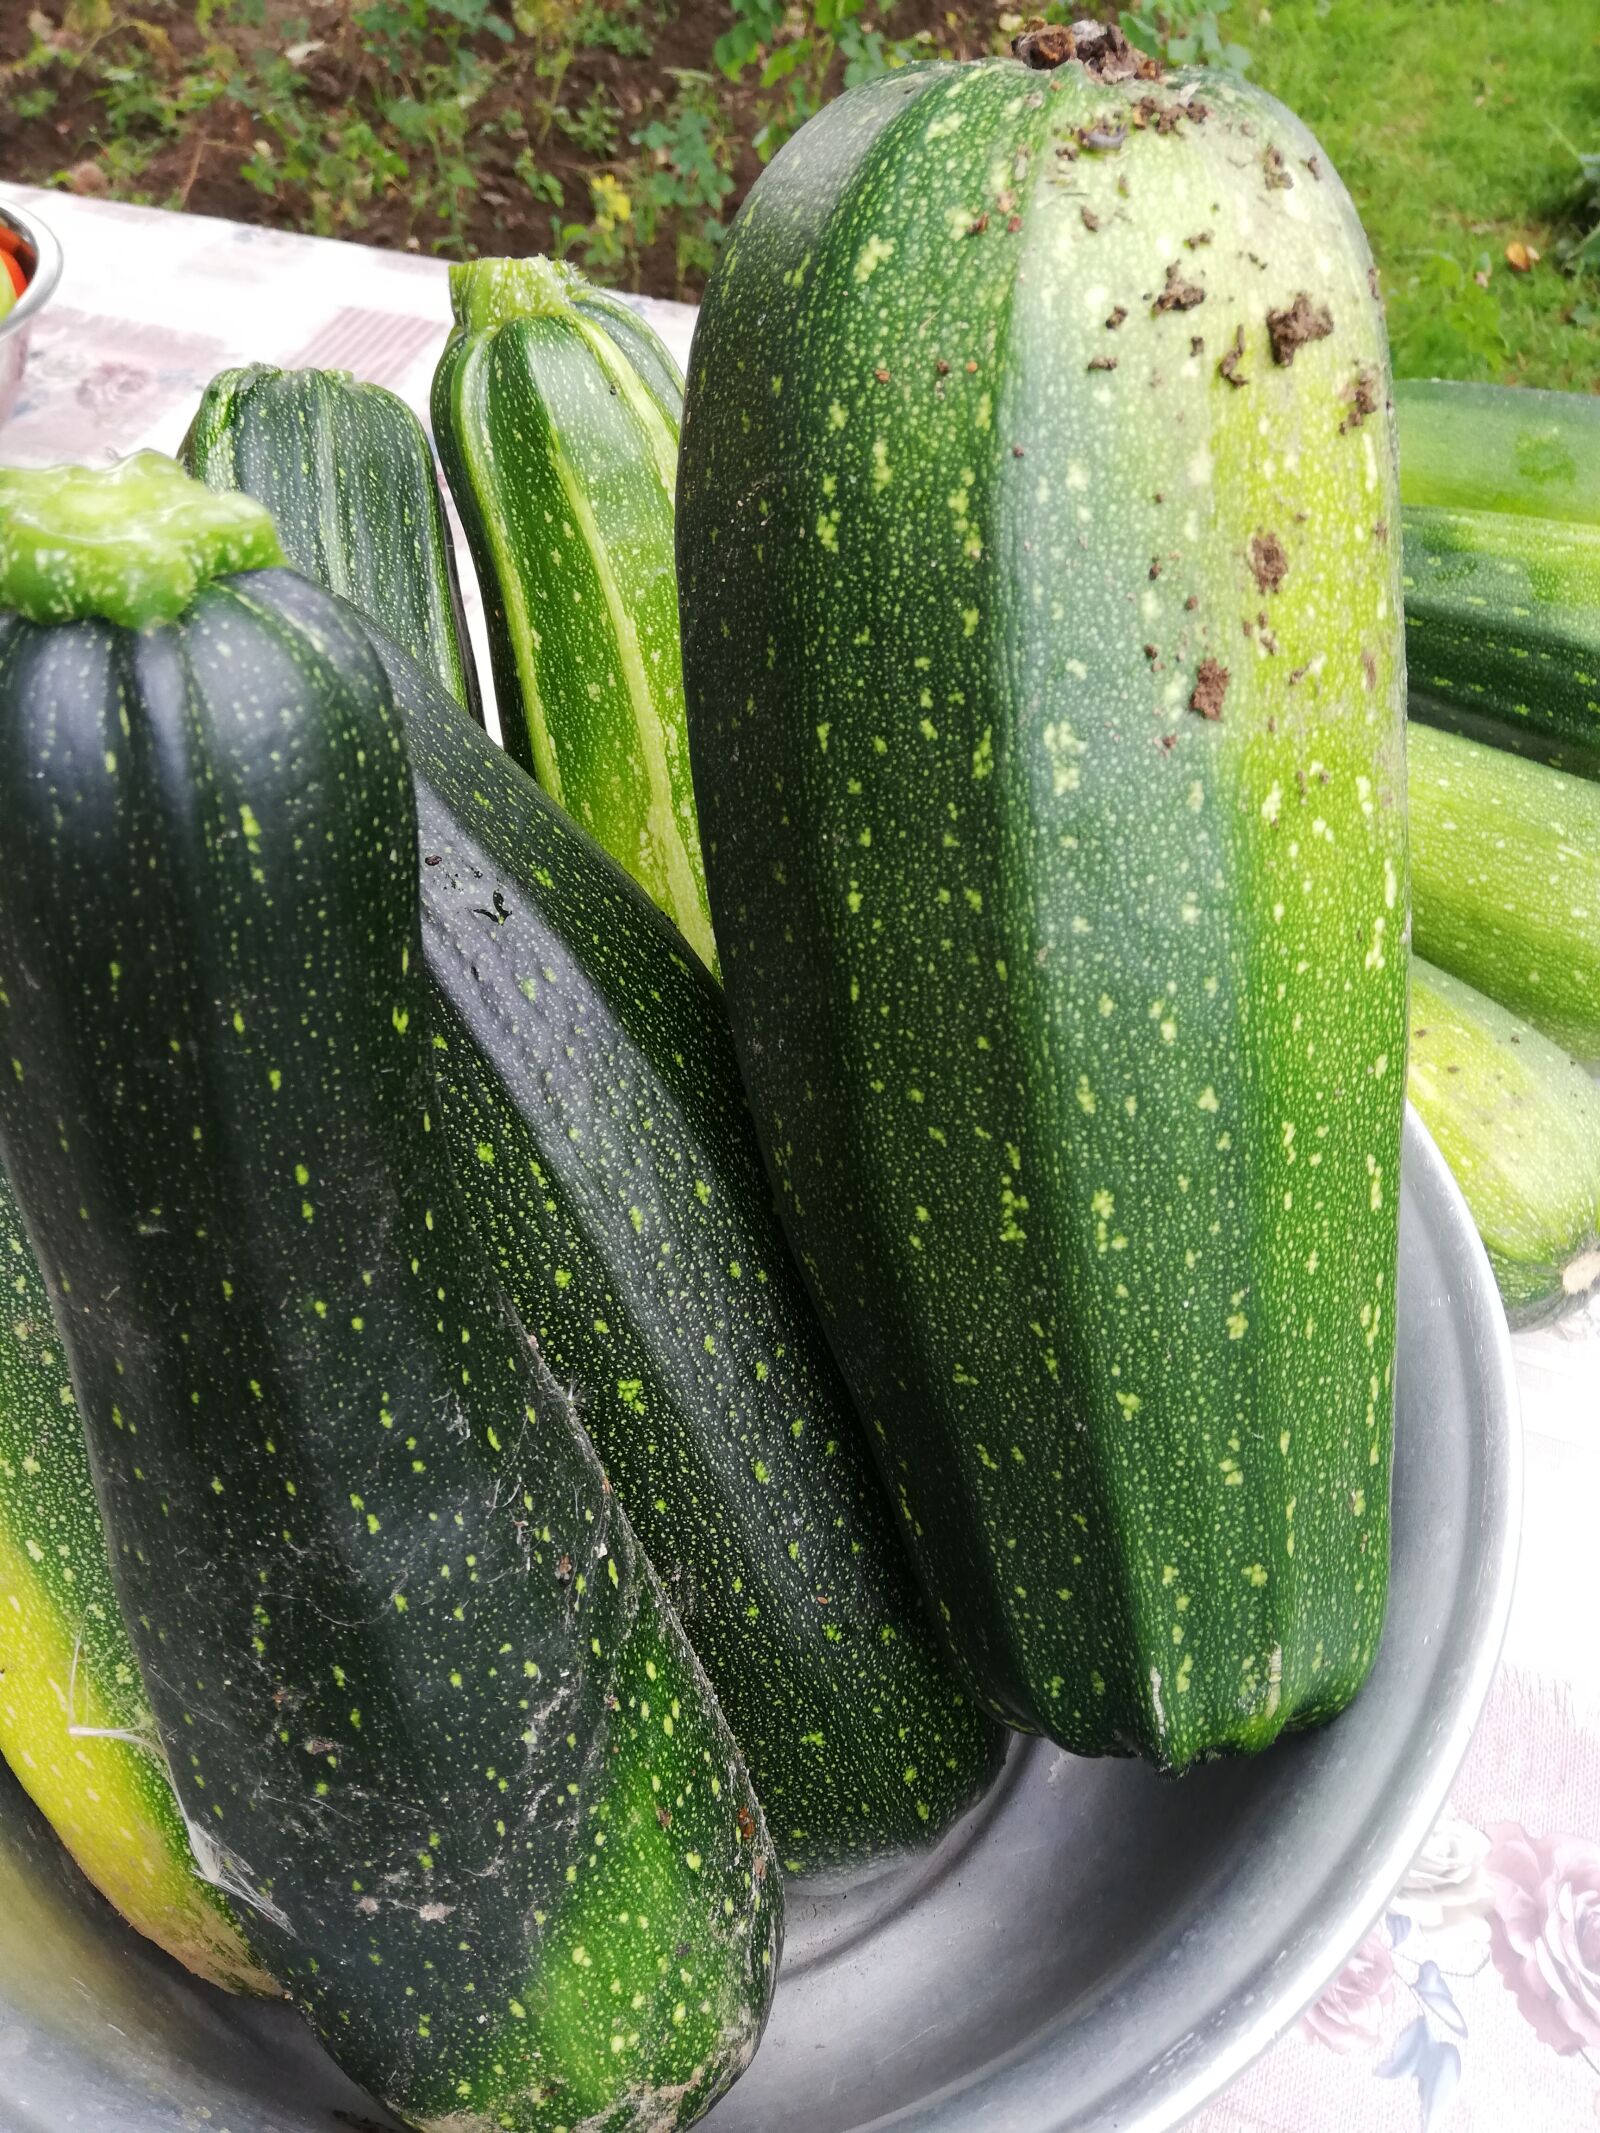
[
  {"xmin": 1246, "ymin": 0, "xmax": 1600, "ymax": 390},
  {"xmin": 0, "ymin": 0, "xmax": 1594, "ymax": 386}
]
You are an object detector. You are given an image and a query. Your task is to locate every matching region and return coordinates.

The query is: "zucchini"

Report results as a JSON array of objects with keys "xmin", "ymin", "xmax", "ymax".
[
  {"xmin": 1408, "ymin": 958, "xmax": 1600, "ymax": 1325},
  {"xmin": 0, "ymin": 454, "xmax": 779, "ymax": 2132},
  {"xmin": 11, "ymin": 434, "xmax": 1000, "ymax": 1885},
  {"xmin": 181, "ymin": 363, "xmax": 481, "ymax": 723},
  {"xmin": 0, "ymin": 1158, "xmax": 275, "ymax": 1994},
  {"xmin": 678, "ymin": 40, "xmax": 1408, "ymax": 1767},
  {"xmin": 169, "ymin": 368, "xmax": 1003, "ymax": 1868},
  {"xmin": 1403, "ymin": 505, "xmax": 1600, "ymax": 780},
  {"xmin": 1409, "ymin": 719, "xmax": 1600, "ymax": 1066},
  {"xmin": 432, "ymin": 258, "xmax": 716, "ymax": 972},
  {"xmin": 382, "ymin": 626, "xmax": 1005, "ymax": 1876},
  {"xmin": 1396, "ymin": 378, "xmax": 1600, "ymax": 521}
]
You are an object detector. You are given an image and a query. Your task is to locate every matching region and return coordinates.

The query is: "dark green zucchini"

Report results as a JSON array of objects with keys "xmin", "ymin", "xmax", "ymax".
[
  {"xmin": 181, "ymin": 363, "xmax": 481, "ymax": 723},
  {"xmin": 679, "ymin": 46, "xmax": 1407, "ymax": 1768},
  {"xmin": 0, "ymin": 1158, "xmax": 274, "ymax": 1993},
  {"xmin": 378, "ymin": 621, "xmax": 1005, "ymax": 1876},
  {"xmin": 432, "ymin": 258, "xmax": 716, "ymax": 971},
  {"xmin": 1408, "ymin": 958, "xmax": 1600, "ymax": 1325},
  {"xmin": 0, "ymin": 453, "xmax": 778, "ymax": 2132},
  {"xmin": 180, "ymin": 377, "xmax": 1005, "ymax": 1874},
  {"xmin": 1396, "ymin": 378, "xmax": 1600, "ymax": 522},
  {"xmin": 1409, "ymin": 719, "xmax": 1600, "ymax": 1067},
  {"xmin": 1403, "ymin": 504, "xmax": 1600, "ymax": 780}
]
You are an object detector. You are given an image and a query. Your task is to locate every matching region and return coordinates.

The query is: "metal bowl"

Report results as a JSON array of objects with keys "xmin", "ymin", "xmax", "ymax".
[
  {"xmin": 0, "ymin": 197, "xmax": 63, "ymax": 430},
  {"xmin": 0, "ymin": 1109, "xmax": 1518, "ymax": 2132}
]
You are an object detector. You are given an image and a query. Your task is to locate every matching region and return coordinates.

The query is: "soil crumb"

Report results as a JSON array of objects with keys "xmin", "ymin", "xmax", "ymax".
[
  {"xmin": 1014, "ymin": 19, "xmax": 1159, "ymax": 82},
  {"xmin": 1154, "ymin": 261, "xmax": 1206, "ymax": 314},
  {"xmin": 1262, "ymin": 144, "xmax": 1293, "ymax": 191},
  {"xmin": 1218, "ymin": 326, "xmax": 1248, "ymax": 388},
  {"xmin": 1190, "ymin": 658, "xmax": 1230, "ymax": 720},
  {"xmin": 1266, "ymin": 291, "xmax": 1334, "ymax": 365},
  {"xmin": 1133, "ymin": 95, "xmax": 1186, "ymax": 134},
  {"xmin": 1339, "ymin": 366, "xmax": 1381, "ymax": 432},
  {"xmin": 1249, "ymin": 531, "xmax": 1289, "ymax": 593}
]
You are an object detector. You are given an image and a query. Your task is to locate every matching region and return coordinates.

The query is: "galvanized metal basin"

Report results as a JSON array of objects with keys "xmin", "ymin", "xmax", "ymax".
[
  {"xmin": 0, "ymin": 1109, "xmax": 1519, "ymax": 2132},
  {"xmin": 0, "ymin": 198, "xmax": 62, "ymax": 431}
]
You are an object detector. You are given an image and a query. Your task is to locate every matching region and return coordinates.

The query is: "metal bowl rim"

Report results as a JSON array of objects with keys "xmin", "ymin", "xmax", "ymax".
[
  {"xmin": 0, "ymin": 195, "xmax": 63, "ymax": 341},
  {"xmin": 891, "ymin": 1107, "xmax": 1522, "ymax": 2133}
]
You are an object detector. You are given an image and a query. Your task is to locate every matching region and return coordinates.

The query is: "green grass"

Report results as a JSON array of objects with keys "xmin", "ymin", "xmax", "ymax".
[{"xmin": 1243, "ymin": 0, "xmax": 1599, "ymax": 389}]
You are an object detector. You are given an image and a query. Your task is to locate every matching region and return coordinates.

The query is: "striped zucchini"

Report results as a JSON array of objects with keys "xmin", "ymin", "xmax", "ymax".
[
  {"xmin": 1403, "ymin": 505, "xmax": 1600, "ymax": 779},
  {"xmin": 1409, "ymin": 720, "xmax": 1600, "ymax": 1065},
  {"xmin": 181, "ymin": 363, "xmax": 481, "ymax": 721},
  {"xmin": 1394, "ymin": 383, "xmax": 1600, "ymax": 774},
  {"xmin": 1396, "ymin": 378, "xmax": 1600, "ymax": 522},
  {"xmin": 0, "ymin": 1159, "xmax": 274, "ymax": 1994},
  {"xmin": 1408, "ymin": 958, "xmax": 1600, "ymax": 1324},
  {"xmin": 679, "ymin": 35, "xmax": 1408, "ymax": 1767},
  {"xmin": 0, "ymin": 453, "xmax": 779, "ymax": 2132},
  {"xmin": 432, "ymin": 258, "xmax": 715, "ymax": 971}
]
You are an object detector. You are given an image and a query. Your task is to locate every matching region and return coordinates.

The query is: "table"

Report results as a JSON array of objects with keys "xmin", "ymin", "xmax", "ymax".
[{"xmin": 3, "ymin": 179, "xmax": 1598, "ymax": 2133}]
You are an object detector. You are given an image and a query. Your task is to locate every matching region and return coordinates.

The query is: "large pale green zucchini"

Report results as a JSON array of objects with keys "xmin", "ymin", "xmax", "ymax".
[
  {"xmin": 1409, "ymin": 719, "xmax": 1600, "ymax": 1065},
  {"xmin": 181, "ymin": 362, "xmax": 481, "ymax": 721},
  {"xmin": 0, "ymin": 1159, "xmax": 274, "ymax": 1993},
  {"xmin": 1396, "ymin": 378, "xmax": 1600, "ymax": 521},
  {"xmin": 0, "ymin": 454, "xmax": 778, "ymax": 2132},
  {"xmin": 432, "ymin": 258, "xmax": 715, "ymax": 971},
  {"xmin": 1402, "ymin": 506, "xmax": 1600, "ymax": 780},
  {"xmin": 679, "ymin": 34, "xmax": 1408, "ymax": 1769},
  {"xmin": 1408, "ymin": 959, "xmax": 1600, "ymax": 1324}
]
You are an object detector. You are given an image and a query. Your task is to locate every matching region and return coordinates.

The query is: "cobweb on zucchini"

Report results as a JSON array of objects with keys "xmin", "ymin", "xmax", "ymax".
[{"xmin": 64, "ymin": 1629, "xmax": 291, "ymax": 1933}]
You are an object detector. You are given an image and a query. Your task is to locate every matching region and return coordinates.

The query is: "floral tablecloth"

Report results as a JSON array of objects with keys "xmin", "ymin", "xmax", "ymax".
[{"xmin": 3, "ymin": 180, "xmax": 1598, "ymax": 2133}]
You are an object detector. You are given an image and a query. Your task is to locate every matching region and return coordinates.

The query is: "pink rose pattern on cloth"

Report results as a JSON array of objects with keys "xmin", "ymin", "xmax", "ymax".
[
  {"xmin": 1485, "ymin": 1822, "xmax": 1600, "ymax": 2055},
  {"xmin": 1279, "ymin": 1814, "xmax": 1600, "ymax": 2130},
  {"xmin": 1191, "ymin": 1668, "xmax": 1600, "ymax": 2133},
  {"xmin": 1302, "ymin": 1930, "xmax": 1398, "ymax": 2053}
]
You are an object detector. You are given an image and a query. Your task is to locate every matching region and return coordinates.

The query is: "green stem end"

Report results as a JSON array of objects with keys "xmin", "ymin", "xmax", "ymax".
[
  {"xmin": 0, "ymin": 451, "xmax": 286, "ymax": 631},
  {"xmin": 448, "ymin": 254, "xmax": 588, "ymax": 335}
]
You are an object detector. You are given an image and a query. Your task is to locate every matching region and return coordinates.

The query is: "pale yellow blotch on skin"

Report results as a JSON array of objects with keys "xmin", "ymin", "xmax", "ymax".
[{"xmin": 853, "ymin": 235, "xmax": 895, "ymax": 284}]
